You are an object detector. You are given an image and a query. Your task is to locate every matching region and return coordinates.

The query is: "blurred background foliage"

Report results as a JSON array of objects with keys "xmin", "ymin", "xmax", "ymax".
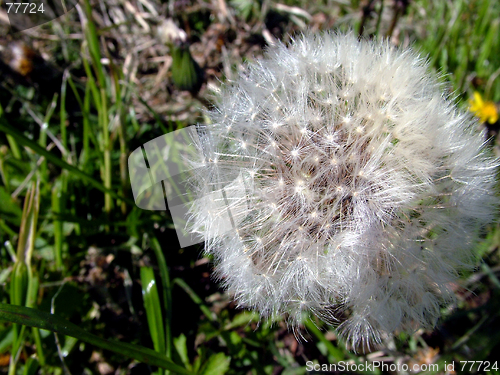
[{"xmin": 0, "ymin": 0, "xmax": 500, "ymax": 373}]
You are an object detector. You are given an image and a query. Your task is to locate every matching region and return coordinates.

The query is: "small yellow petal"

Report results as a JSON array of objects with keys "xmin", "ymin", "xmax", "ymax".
[
  {"xmin": 469, "ymin": 92, "xmax": 482, "ymax": 112},
  {"xmin": 469, "ymin": 91, "xmax": 498, "ymax": 124},
  {"xmin": 474, "ymin": 91, "xmax": 484, "ymax": 105}
]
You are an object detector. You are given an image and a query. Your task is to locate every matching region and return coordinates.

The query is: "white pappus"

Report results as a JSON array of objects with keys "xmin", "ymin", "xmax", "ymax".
[{"xmin": 186, "ymin": 32, "xmax": 498, "ymax": 349}]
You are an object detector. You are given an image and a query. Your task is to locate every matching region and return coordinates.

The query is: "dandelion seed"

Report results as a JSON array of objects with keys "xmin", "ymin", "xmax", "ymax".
[{"xmin": 187, "ymin": 32, "xmax": 498, "ymax": 349}]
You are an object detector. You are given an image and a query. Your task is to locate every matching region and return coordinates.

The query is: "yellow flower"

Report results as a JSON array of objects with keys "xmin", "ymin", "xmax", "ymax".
[{"xmin": 469, "ymin": 91, "xmax": 499, "ymax": 124}]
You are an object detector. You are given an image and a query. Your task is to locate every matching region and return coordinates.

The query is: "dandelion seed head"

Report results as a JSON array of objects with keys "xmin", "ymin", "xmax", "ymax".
[{"xmin": 187, "ymin": 32, "xmax": 498, "ymax": 349}]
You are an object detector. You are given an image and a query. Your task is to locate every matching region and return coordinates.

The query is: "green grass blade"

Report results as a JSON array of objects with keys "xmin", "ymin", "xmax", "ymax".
[
  {"xmin": 28, "ymin": 275, "xmax": 45, "ymax": 365},
  {"xmin": 38, "ymin": 93, "xmax": 59, "ymax": 181},
  {"xmin": 9, "ymin": 180, "xmax": 40, "ymax": 373},
  {"xmin": 10, "ymin": 261, "xmax": 29, "ymax": 308},
  {"xmin": 0, "ymin": 122, "xmax": 135, "ymax": 206},
  {"xmin": 51, "ymin": 177, "xmax": 64, "ymax": 270},
  {"xmin": 140, "ymin": 267, "xmax": 166, "ymax": 354},
  {"xmin": 80, "ymin": 79, "xmax": 94, "ymax": 169},
  {"xmin": 60, "ymin": 72, "xmax": 68, "ymax": 152},
  {"xmin": 172, "ymin": 278, "xmax": 215, "ymax": 323},
  {"xmin": 303, "ymin": 319, "xmax": 345, "ymax": 362},
  {"xmin": 81, "ymin": 44, "xmax": 102, "ymax": 114},
  {"xmin": 21, "ymin": 357, "xmax": 39, "ymax": 375},
  {"xmin": 136, "ymin": 97, "xmax": 170, "ymax": 134},
  {"xmin": 0, "ymin": 303, "xmax": 193, "ymax": 374},
  {"xmin": 150, "ymin": 236, "xmax": 172, "ymax": 360},
  {"xmin": 198, "ymin": 353, "xmax": 230, "ymax": 375},
  {"xmin": 100, "ymin": 86, "xmax": 113, "ymax": 214},
  {"xmin": 82, "ymin": 0, "xmax": 106, "ymax": 88}
]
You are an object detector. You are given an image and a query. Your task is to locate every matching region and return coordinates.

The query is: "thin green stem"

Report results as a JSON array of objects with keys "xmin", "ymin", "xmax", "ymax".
[
  {"xmin": 150, "ymin": 236, "xmax": 173, "ymax": 367},
  {"xmin": 0, "ymin": 304, "xmax": 193, "ymax": 374},
  {"xmin": 0, "ymin": 122, "xmax": 134, "ymax": 206}
]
